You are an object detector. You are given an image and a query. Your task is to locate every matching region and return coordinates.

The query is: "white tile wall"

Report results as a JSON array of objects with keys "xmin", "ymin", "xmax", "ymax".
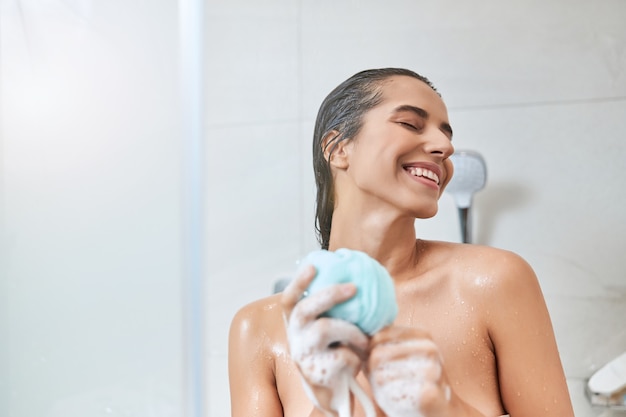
[
  {"xmin": 209, "ymin": 1, "xmax": 626, "ymax": 417},
  {"xmin": 204, "ymin": 0, "xmax": 300, "ymax": 126},
  {"xmin": 2, "ymin": 0, "xmax": 625, "ymax": 416},
  {"xmin": 205, "ymin": 122, "xmax": 304, "ymax": 352}
]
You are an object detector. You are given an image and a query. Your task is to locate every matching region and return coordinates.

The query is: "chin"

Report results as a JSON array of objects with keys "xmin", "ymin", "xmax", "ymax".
[{"xmin": 411, "ymin": 204, "xmax": 439, "ymax": 219}]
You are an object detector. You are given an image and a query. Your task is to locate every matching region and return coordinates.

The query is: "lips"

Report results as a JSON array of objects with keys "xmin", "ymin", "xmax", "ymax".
[{"xmin": 404, "ymin": 166, "xmax": 440, "ymax": 185}]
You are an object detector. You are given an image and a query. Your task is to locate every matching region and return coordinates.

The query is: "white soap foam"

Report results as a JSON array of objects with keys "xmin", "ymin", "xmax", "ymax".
[{"xmin": 370, "ymin": 356, "xmax": 446, "ymax": 417}]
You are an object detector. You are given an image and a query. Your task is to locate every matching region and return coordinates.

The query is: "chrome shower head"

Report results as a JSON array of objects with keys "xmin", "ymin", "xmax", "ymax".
[{"xmin": 445, "ymin": 150, "xmax": 487, "ymax": 243}]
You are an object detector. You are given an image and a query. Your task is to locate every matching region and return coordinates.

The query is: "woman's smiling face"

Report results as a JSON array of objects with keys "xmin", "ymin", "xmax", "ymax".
[{"xmin": 337, "ymin": 75, "xmax": 455, "ymax": 219}]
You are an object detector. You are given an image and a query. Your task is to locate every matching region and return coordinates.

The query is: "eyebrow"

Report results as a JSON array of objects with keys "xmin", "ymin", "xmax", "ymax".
[{"xmin": 392, "ymin": 104, "xmax": 454, "ymax": 139}]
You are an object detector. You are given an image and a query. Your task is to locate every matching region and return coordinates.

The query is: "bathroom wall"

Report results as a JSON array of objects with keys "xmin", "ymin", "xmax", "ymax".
[
  {"xmin": 2, "ymin": 1, "xmax": 625, "ymax": 417},
  {"xmin": 206, "ymin": 1, "xmax": 626, "ymax": 416}
]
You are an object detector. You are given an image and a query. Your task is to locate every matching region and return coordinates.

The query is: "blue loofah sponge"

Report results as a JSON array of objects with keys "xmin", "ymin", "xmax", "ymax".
[{"xmin": 301, "ymin": 248, "xmax": 398, "ymax": 335}]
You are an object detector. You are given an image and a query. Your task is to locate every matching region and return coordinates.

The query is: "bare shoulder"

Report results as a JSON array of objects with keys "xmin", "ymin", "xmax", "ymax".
[
  {"xmin": 425, "ymin": 240, "xmax": 552, "ymax": 341},
  {"xmin": 423, "ymin": 240, "xmax": 540, "ymax": 302},
  {"xmin": 419, "ymin": 244, "xmax": 574, "ymax": 416},
  {"xmin": 464, "ymin": 243, "xmax": 535, "ymax": 279},
  {"xmin": 228, "ymin": 294, "xmax": 287, "ymax": 416},
  {"xmin": 228, "ymin": 293, "xmax": 286, "ymax": 376},
  {"xmin": 229, "ymin": 293, "xmax": 284, "ymax": 344}
]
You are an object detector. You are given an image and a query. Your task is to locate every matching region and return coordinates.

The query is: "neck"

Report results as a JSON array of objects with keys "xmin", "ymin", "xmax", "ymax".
[{"xmin": 327, "ymin": 207, "xmax": 421, "ymax": 279}]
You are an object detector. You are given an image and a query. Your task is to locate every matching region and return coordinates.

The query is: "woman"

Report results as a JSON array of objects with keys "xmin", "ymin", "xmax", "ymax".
[{"xmin": 228, "ymin": 68, "xmax": 574, "ymax": 417}]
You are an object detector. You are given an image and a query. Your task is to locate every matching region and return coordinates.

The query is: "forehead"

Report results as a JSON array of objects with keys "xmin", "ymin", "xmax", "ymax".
[{"xmin": 376, "ymin": 75, "xmax": 449, "ymax": 117}]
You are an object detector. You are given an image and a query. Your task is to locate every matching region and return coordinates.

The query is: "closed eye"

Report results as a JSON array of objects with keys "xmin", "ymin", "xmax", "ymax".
[{"xmin": 398, "ymin": 121, "xmax": 419, "ymax": 131}]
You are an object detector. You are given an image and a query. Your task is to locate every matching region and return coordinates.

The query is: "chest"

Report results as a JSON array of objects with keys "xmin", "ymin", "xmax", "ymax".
[
  {"xmin": 393, "ymin": 283, "xmax": 500, "ymax": 402},
  {"xmin": 274, "ymin": 279, "xmax": 502, "ymax": 416}
]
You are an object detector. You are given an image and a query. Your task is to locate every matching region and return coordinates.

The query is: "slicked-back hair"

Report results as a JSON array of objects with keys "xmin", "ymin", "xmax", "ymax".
[{"xmin": 312, "ymin": 68, "xmax": 439, "ymax": 249}]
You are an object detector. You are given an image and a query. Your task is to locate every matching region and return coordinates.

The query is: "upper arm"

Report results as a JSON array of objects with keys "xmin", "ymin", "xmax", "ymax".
[
  {"xmin": 487, "ymin": 252, "xmax": 574, "ymax": 417},
  {"xmin": 228, "ymin": 301, "xmax": 284, "ymax": 417}
]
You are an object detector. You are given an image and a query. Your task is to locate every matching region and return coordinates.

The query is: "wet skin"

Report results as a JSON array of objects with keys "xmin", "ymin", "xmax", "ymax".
[{"xmin": 228, "ymin": 76, "xmax": 574, "ymax": 417}]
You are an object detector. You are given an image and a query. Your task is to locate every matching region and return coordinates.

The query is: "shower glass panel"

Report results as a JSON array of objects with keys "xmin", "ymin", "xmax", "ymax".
[{"xmin": 0, "ymin": 1, "xmax": 205, "ymax": 416}]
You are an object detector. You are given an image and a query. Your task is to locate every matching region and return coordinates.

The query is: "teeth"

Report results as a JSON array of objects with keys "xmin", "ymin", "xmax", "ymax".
[{"xmin": 408, "ymin": 167, "xmax": 440, "ymax": 185}]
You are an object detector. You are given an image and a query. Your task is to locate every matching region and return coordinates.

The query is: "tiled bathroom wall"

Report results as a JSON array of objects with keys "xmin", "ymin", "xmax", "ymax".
[
  {"xmin": 207, "ymin": 1, "xmax": 626, "ymax": 416},
  {"xmin": 2, "ymin": 1, "xmax": 625, "ymax": 416}
]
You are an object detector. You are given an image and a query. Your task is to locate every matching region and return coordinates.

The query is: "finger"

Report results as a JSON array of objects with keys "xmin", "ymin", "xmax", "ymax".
[
  {"xmin": 297, "ymin": 346, "xmax": 363, "ymax": 386},
  {"xmin": 368, "ymin": 355, "xmax": 443, "ymax": 387},
  {"xmin": 369, "ymin": 338, "xmax": 441, "ymax": 367},
  {"xmin": 412, "ymin": 380, "xmax": 452, "ymax": 417},
  {"xmin": 318, "ymin": 317, "xmax": 370, "ymax": 357},
  {"xmin": 281, "ymin": 264, "xmax": 316, "ymax": 321},
  {"xmin": 290, "ymin": 283, "xmax": 357, "ymax": 327},
  {"xmin": 288, "ymin": 316, "xmax": 369, "ymax": 359},
  {"xmin": 369, "ymin": 368, "xmax": 450, "ymax": 417},
  {"xmin": 370, "ymin": 325, "xmax": 431, "ymax": 346}
]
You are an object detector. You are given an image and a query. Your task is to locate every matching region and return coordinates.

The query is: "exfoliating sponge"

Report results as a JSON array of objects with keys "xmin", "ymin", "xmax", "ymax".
[{"xmin": 301, "ymin": 248, "xmax": 398, "ymax": 335}]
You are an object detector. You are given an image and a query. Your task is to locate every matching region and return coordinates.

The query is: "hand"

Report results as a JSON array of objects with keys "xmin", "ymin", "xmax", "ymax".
[
  {"xmin": 366, "ymin": 326, "xmax": 452, "ymax": 417},
  {"xmin": 282, "ymin": 265, "xmax": 370, "ymax": 416}
]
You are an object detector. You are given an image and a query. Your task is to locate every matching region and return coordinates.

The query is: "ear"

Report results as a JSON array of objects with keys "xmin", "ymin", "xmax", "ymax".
[{"xmin": 321, "ymin": 130, "xmax": 351, "ymax": 170}]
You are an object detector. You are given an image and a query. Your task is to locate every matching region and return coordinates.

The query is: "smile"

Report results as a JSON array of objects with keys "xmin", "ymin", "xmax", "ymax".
[{"xmin": 405, "ymin": 166, "xmax": 440, "ymax": 185}]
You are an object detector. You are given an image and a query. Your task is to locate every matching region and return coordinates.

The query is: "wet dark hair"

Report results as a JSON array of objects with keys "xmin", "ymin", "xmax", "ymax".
[{"xmin": 313, "ymin": 68, "xmax": 439, "ymax": 249}]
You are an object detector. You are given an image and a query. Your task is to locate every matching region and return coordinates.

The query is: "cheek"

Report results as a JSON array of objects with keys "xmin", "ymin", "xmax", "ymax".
[{"xmin": 439, "ymin": 159, "xmax": 454, "ymax": 196}]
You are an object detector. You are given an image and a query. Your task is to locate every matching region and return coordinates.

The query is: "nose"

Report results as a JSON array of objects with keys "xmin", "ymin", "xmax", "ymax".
[{"xmin": 423, "ymin": 127, "xmax": 454, "ymax": 159}]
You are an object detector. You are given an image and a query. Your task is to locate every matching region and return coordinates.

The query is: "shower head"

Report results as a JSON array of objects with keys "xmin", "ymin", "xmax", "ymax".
[
  {"xmin": 445, "ymin": 150, "xmax": 487, "ymax": 243},
  {"xmin": 446, "ymin": 150, "xmax": 487, "ymax": 208}
]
